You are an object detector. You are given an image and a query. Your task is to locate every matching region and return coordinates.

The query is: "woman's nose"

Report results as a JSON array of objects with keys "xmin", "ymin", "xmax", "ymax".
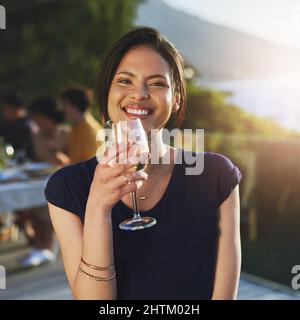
[{"xmin": 129, "ymin": 84, "xmax": 150, "ymax": 100}]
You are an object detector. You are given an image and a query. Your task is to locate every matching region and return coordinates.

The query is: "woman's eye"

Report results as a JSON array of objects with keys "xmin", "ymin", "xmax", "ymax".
[
  {"xmin": 118, "ymin": 79, "xmax": 131, "ymax": 84},
  {"xmin": 150, "ymin": 81, "xmax": 166, "ymax": 87}
]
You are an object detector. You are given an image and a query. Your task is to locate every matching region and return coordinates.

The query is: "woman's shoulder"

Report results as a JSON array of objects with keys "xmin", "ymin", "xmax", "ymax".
[
  {"xmin": 205, "ymin": 151, "xmax": 242, "ymax": 205},
  {"xmin": 179, "ymin": 149, "xmax": 239, "ymax": 174},
  {"xmin": 204, "ymin": 151, "xmax": 238, "ymax": 171},
  {"xmin": 50, "ymin": 156, "xmax": 97, "ymax": 181},
  {"xmin": 44, "ymin": 157, "xmax": 98, "ymax": 218},
  {"xmin": 180, "ymin": 149, "xmax": 242, "ymax": 206}
]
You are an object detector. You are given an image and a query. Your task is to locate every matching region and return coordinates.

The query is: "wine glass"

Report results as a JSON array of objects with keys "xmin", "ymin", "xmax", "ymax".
[
  {"xmin": 3, "ymin": 143, "xmax": 16, "ymax": 168},
  {"xmin": 105, "ymin": 119, "xmax": 157, "ymax": 231}
]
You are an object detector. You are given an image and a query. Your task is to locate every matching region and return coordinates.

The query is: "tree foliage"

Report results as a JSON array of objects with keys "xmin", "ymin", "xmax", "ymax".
[
  {"xmin": 1, "ymin": 1, "xmax": 297, "ymax": 138},
  {"xmin": 183, "ymin": 82, "xmax": 296, "ymax": 137},
  {"xmin": 0, "ymin": 0, "xmax": 142, "ymax": 99}
]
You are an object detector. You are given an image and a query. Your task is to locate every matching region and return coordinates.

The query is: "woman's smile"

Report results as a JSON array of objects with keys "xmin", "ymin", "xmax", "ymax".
[{"xmin": 121, "ymin": 103, "xmax": 155, "ymax": 120}]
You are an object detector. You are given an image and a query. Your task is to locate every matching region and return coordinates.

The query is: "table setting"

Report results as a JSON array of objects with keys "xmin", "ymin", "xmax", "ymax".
[{"xmin": 0, "ymin": 161, "xmax": 57, "ymax": 213}]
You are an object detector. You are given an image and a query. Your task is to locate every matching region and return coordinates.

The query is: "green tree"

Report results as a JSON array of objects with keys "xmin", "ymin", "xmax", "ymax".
[
  {"xmin": 183, "ymin": 83, "xmax": 296, "ymax": 138},
  {"xmin": 0, "ymin": 0, "xmax": 142, "ymax": 99}
]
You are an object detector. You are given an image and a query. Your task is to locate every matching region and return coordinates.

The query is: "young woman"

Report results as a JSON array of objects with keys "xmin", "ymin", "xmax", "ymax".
[{"xmin": 45, "ymin": 27, "xmax": 242, "ymax": 300}]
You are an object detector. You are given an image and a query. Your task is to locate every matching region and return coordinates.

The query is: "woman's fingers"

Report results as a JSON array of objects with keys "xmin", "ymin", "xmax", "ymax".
[
  {"xmin": 97, "ymin": 145, "xmax": 146, "ymax": 178},
  {"xmin": 91, "ymin": 142, "xmax": 150, "ymax": 214},
  {"xmin": 95, "ymin": 159, "xmax": 148, "ymax": 185},
  {"xmin": 99, "ymin": 141, "xmax": 138, "ymax": 165},
  {"xmin": 118, "ymin": 178, "xmax": 145, "ymax": 198},
  {"xmin": 113, "ymin": 171, "xmax": 148, "ymax": 188},
  {"xmin": 100, "ymin": 143, "xmax": 147, "ymax": 167},
  {"xmin": 99, "ymin": 142, "xmax": 129, "ymax": 165}
]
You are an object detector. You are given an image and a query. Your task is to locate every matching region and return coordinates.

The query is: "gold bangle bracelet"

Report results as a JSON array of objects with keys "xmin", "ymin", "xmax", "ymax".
[
  {"xmin": 78, "ymin": 267, "xmax": 116, "ymax": 281},
  {"xmin": 81, "ymin": 257, "xmax": 114, "ymax": 271}
]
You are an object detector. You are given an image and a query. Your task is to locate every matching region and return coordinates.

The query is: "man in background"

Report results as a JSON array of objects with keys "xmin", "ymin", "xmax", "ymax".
[
  {"xmin": 59, "ymin": 87, "xmax": 102, "ymax": 164},
  {"xmin": 0, "ymin": 92, "xmax": 36, "ymax": 162}
]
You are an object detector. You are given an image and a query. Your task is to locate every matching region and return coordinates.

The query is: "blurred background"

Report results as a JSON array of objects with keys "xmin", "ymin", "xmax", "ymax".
[{"xmin": 0, "ymin": 0, "xmax": 300, "ymax": 299}]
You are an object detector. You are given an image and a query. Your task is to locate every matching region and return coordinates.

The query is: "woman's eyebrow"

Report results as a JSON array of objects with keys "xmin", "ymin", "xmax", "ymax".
[{"xmin": 116, "ymin": 71, "xmax": 168, "ymax": 80}]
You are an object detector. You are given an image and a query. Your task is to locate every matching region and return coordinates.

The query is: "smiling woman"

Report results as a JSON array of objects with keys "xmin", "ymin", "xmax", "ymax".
[
  {"xmin": 44, "ymin": 27, "xmax": 242, "ymax": 300},
  {"xmin": 96, "ymin": 28, "xmax": 186, "ymax": 130},
  {"xmin": 107, "ymin": 46, "xmax": 175, "ymax": 132}
]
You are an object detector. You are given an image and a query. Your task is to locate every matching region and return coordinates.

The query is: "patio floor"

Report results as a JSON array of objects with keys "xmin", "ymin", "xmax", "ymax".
[{"xmin": 0, "ymin": 238, "xmax": 299, "ymax": 300}]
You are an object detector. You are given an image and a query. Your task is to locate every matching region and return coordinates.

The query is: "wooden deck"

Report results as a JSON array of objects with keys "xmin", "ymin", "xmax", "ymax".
[{"xmin": 0, "ymin": 239, "xmax": 299, "ymax": 300}]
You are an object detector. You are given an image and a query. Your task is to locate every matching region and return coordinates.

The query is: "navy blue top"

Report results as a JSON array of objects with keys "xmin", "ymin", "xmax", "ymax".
[{"xmin": 44, "ymin": 150, "xmax": 242, "ymax": 300}]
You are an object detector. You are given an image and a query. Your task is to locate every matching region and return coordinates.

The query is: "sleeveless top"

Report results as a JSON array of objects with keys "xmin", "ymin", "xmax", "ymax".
[{"xmin": 44, "ymin": 150, "xmax": 242, "ymax": 300}]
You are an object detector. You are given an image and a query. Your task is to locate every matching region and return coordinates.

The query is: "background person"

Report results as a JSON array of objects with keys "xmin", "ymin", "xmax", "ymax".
[
  {"xmin": 0, "ymin": 92, "xmax": 36, "ymax": 163},
  {"xmin": 59, "ymin": 87, "xmax": 103, "ymax": 164},
  {"xmin": 29, "ymin": 97, "xmax": 70, "ymax": 165},
  {"xmin": 15, "ymin": 97, "xmax": 70, "ymax": 268}
]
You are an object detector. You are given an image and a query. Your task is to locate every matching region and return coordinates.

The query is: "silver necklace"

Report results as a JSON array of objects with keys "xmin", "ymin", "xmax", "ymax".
[{"xmin": 137, "ymin": 164, "xmax": 166, "ymax": 200}]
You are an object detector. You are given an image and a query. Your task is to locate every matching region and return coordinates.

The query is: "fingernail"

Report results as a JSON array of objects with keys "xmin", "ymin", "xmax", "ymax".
[{"xmin": 136, "ymin": 180, "xmax": 143, "ymax": 189}]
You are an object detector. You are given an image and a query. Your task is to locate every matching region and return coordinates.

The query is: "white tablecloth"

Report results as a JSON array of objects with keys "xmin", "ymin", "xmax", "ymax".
[{"xmin": 0, "ymin": 178, "xmax": 49, "ymax": 213}]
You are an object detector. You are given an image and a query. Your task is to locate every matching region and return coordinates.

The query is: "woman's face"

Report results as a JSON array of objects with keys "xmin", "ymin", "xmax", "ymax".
[{"xmin": 107, "ymin": 46, "xmax": 178, "ymax": 132}]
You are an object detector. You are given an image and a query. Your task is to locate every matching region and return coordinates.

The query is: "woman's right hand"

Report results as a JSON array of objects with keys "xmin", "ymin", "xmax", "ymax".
[{"xmin": 86, "ymin": 142, "xmax": 148, "ymax": 216}]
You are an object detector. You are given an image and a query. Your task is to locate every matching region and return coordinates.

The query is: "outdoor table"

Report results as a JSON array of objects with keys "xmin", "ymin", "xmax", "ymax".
[{"xmin": 0, "ymin": 177, "xmax": 49, "ymax": 214}]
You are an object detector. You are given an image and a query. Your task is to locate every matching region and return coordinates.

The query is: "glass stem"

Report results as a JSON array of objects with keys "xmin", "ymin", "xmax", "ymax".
[{"xmin": 130, "ymin": 191, "xmax": 141, "ymax": 220}]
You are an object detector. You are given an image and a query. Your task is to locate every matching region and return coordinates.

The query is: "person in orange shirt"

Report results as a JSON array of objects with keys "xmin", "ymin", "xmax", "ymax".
[{"xmin": 59, "ymin": 87, "xmax": 103, "ymax": 164}]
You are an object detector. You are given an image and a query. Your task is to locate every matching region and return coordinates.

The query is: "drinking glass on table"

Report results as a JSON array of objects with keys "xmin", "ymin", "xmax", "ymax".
[
  {"xmin": 3, "ymin": 143, "xmax": 16, "ymax": 168},
  {"xmin": 105, "ymin": 119, "xmax": 157, "ymax": 231}
]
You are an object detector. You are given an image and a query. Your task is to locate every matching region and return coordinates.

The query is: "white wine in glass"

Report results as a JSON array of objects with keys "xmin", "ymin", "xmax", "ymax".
[{"xmin": 106, "ymin": 119, "xmax": 157, "ymax": 231}]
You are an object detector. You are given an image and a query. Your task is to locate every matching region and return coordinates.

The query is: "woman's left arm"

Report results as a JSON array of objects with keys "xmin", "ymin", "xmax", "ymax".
[{"xmin": 212, "ymin": 185, "xmax": 241, "ymax": 300}]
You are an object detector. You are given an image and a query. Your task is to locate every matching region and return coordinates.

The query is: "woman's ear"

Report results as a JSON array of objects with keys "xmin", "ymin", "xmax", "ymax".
[{"xmin": 172, "ymin": 92, "xmax": 180, "ymax": 113}]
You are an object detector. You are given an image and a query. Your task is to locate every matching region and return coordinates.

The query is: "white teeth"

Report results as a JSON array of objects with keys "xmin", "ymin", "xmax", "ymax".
[{"xmin": 125, "ymin": 108, "xmax": 150, "ymax": 116}]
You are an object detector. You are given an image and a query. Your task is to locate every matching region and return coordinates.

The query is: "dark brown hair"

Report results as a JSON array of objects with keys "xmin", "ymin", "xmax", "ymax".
[
  {"xmin": 1, "ymin": 92, "xmax": 24, "ymax": 109},
  {"xmin": 28, "ymin": 97, "xmax": 64, "ymax": 124},
  {"xmin": 96, "ymin": 27, "xmax": 186, "ymax": 128},
  {"xmin": 61, "ymin": 87, "xmax": 90, "ymax": 114}
]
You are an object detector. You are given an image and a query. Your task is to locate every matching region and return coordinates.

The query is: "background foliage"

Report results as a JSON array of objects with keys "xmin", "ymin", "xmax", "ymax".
[{"xmin": 0, "ymin": 0, "xmax": 142, "ymax": 99}]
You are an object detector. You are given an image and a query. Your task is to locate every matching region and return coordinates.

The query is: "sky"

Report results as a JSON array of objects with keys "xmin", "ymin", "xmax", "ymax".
[{"xmin": 163, "ymin": 0, "xmax": 300, "ymax": 50}]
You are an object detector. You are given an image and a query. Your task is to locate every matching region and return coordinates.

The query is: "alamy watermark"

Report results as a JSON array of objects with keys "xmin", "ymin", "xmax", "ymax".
[
  {"xmin": 96, "ymin": 127, "xmax": 205, "ymax": 175},
  {"xmin": 0, "ymin": 5, "xmax": 6, "ymax": 29},
  {"xmin": 291, "ymin": 265, "xmax": 300, "ymax": 290},
  {"xmin": 0, "ymin": 264, "xmax": 6, "ymax": 290}
]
